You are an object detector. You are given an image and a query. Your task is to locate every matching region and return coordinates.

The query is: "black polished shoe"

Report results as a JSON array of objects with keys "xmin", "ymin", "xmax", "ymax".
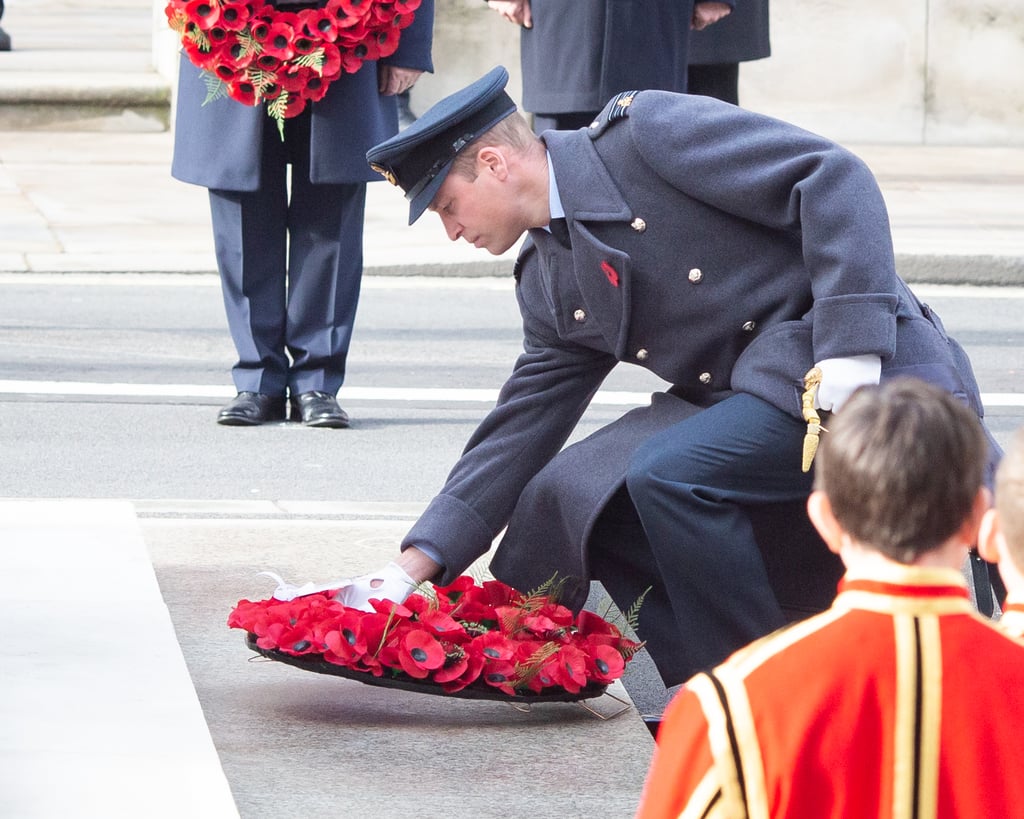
[
  {"xmin": 641, "ymin": 714, "xmax": 663, "ymax": 740},
  {"xmin": 290, "ymin": 391, "xmax": 350, "ymax": 428},
  {"xmin": 216, "ymin": 391, "xmax": 286, "ymax": 426}
]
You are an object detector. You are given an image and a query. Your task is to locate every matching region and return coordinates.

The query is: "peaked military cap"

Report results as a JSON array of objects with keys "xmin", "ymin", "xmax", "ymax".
[{"xmin": 366, "ymin": 66, "xmax": 518, "ymax": 224}]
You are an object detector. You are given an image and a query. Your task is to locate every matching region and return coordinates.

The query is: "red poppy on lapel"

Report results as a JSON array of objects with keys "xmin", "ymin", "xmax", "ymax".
[{"xmin": 600, "ymin": 260, "xmax": 620, "ymax": 288}]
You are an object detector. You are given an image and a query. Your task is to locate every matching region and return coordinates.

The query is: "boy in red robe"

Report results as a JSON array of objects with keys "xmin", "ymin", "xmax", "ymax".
[{"xmin": 636, "ymin": 377, "xmax": 1024, "ymax": 819}]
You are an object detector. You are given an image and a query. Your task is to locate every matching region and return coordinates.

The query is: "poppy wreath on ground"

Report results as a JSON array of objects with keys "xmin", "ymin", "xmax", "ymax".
[
  {"xmin": 228, "ymin": 575, "xmax": 646, "ymax": 701},
  {"xmin": 165, "ymin": 0, "xmax": 420, "ymax": 135}
]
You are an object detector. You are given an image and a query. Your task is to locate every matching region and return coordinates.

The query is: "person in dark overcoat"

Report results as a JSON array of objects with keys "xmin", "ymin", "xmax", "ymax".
[
  {"xmin": 688, "ymin": 0, "xmax": 770, "ymax": 104},
  {"xmin": 275, "ymin": 67, "xmax": 999, "ymax": 691},
  {"xmin": 485, "ymin": 0, "xmax": 733, "ymax": 131},
  {"xmin": 171, "ymin": 0, "xmax": 434, "ymax": 427}
]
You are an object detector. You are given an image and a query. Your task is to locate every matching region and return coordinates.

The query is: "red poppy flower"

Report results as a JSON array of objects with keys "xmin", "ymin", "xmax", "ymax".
[
  {"xmin": 278, "ymin": 66, "xmax": 311, "ymax": 94},
  {"xmin": 374, "ymin": 26, "xmax": 400, "ymax": 59},
  {"xmin": 391, "ymin": 10, "xmax": 416, "ymax": 31},
  {"xmin": 474, "ymin": 630, "xmax": 516, "ymax": 662},
  {"xmin": 322, "ymin": 610, "xmax": 369, "ymax": 664},
  {"xmin": 218, "ymin": 1, "xmax": 253, "ymax": 31},
  {"xmin": 391, "ymin": 0, "xmax": 421, "ymax": 14},
  {"xmin": 184, "ymin": 0, "xmax": 220, "ymax": 29},
  {"xmin": 327, "ymin": 0, "xmax": 372, "ymax": 25},
  {"xmin": 318, "ymin": 43, "xmax": 342, "ymax": 81},
  {"xmin": 547, "ymin": 643, "xmax": 589, "ymax": 694},
  {"xmin": 255, "ymin": 52, "xmax": 281, "ymax": 71},
  {"xmin": 398, "ymin": 629, "xmax": 446, "ymax": 679},
  {"xmin": 257, "ymin": 21, "xmax": 296, "ymax": 60},
  {"xmin": 584, "ymin": 643, "xmax": 625, "ymax": 684},
  {"xmin": 276, "ymin": 91, "xmax": 309, "ymax": 118},
  {"xmin": 480, "ymin": 659, "xmax": 519, "ymax": 696},
  {"xmin": 227, "ymin": 80, "xmax": 258, "ymax": 105},
  {"xmin": 300, "ymin": 9, "xmax": 338, "ymax": 41}
]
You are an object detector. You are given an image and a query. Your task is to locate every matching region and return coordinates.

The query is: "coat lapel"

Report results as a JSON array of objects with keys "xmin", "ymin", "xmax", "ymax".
[{"xmin": 544, "ymin": 131, "xmax": 635, "ymax": 358}]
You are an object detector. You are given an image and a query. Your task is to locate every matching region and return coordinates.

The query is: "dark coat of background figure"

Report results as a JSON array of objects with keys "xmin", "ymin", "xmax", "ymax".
[
  {"xmin": 520, "ymin": 0, "xmax": 699, "ymax": 130},
  {"xmin": 688, "ymin": 0, "xmax": 770, "ymax": 104},
  {"xmin": 171, "ymin": 1, "xmax": 434, "ymax": 422}
]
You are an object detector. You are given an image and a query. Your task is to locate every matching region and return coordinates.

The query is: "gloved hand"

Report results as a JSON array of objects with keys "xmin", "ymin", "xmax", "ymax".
[
  {"xmin": 814, "ymin": 354, "xmax": 881, "ymax": 412},
  {"xmin": 336, "ymin": 562, "xmax": 418, "ymax": 612},
  {"xmin": 259, "ymin": 562, "xmax": 417, "ymax": 612}
]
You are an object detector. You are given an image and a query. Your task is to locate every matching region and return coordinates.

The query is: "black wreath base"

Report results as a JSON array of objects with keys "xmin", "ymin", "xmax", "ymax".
[{"xmin": 245, "ymin": 633, "xmax": 610, "ymax": 703}]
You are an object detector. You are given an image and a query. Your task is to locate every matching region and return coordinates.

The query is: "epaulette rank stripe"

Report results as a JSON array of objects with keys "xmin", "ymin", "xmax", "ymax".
[{"xmin": 588, "ymin": 90, "xmax": 637, "ymax": 139}]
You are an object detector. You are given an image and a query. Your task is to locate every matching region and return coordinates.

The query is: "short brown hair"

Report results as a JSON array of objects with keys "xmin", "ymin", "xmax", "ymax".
[
  {"xmin": 813, "ymin": 378, "xmax": 987, "ymax": 562},
  {"xmin": 449, "ymin": 111, "xmax": 538, "ymax": 180},
  {"xmin": 995, "ymin": 428, "xmax": 1024, "ymax": 566}
]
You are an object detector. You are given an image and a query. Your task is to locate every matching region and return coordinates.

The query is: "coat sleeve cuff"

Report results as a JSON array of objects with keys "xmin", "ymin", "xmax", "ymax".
[
  {"xmin": 812, "ymin": 293, "xmax": 898, "ymax": 360},
  {"xmin": 401, "ymin": 494, "xmax": 496, "ymax": 586}
]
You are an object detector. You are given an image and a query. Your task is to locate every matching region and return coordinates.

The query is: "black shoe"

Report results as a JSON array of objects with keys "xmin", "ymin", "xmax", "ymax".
[
  {"xmin": 216, "ymin": 391, "xmax": 286, "ymax": 426},
  {"xmin": 641, "ymin": 714, "xmax": 662, "ymax": 740},
  {"xmin": 0, "ymin": 28, "xmax": 10, "ymax": 52},
  {"xmin": 290, "ymin": 391, "xmax": 350, "ymax": 428}
]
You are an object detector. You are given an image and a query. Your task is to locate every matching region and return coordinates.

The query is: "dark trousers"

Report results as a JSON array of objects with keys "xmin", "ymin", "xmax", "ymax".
[
  {"xmin": 208, "ymin": 109, "xmax": 366, "ymax": 397},
  {"xmin": 688, "ymin": 62, "xmax": 741, "ymax": 105},
  {"xmin": 592, "ymin": 393, "xmax": 838, "ymax": 686}
]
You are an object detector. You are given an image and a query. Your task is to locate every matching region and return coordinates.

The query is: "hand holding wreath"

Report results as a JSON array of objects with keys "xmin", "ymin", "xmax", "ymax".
[{"xmin": 166, "ymin": 0, "xmax": 422, "ymax": 134}]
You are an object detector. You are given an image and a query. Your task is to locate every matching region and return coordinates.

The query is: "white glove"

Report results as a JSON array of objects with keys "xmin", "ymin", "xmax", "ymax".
[
  {"xmin": 259, "ymin": 563, "xmax": 417, "ymax": 612},
  {"xmin": 814, "ymin": 354, "xmax": 882, "ymax": 412},
  {"xmin": 336, "ymin": 562, "xmax": 418, "ymax": 612}
]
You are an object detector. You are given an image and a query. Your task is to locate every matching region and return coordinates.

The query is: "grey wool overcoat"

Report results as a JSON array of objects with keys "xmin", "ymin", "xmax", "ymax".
[{"xmin": 403, "ymin": 91, "xmax": 988, "ymax": 608}]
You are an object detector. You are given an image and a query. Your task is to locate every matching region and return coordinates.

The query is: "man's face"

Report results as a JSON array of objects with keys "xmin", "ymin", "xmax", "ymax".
[{"xmin": 427, "ymin": 162, "xmax": 525, "ymax": 256}]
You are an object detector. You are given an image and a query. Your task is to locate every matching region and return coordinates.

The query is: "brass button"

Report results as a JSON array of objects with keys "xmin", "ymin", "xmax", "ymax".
[
  {"xmin": 636, "ymin": 349, "xmax": 649, "ymax": 361},
  {"xmin": 631, "ymin": 217, "xmax": 647, "ymax": 233},
  {"xmin": 742, "ymin": 321, "xmax": 756, "ymax": 332},
  {"xmin": 688, "ymin": 268, "xmax": 703, "ymax": 283},
  {"xmin": 573, "ymin": 309, "xmax": 587, "ymax": 322},
  {"xmin": 699, "ymin": 372, "xmax": 712, "ymax": 384}
]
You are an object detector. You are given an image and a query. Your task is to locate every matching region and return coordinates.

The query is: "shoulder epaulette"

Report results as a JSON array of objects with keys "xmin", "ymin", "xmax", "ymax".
[{"xmin": 588, "ymin": 90, "xmax": 637, "ymax": 139}]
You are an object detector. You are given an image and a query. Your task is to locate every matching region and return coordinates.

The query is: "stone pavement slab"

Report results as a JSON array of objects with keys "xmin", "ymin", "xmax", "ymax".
[{"xmin": 0, "ymin": 499, "xmax": 239, "ymax": 819}]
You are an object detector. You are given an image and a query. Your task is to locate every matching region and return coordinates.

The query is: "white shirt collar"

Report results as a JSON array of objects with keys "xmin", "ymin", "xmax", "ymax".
[{"xmin": 546, "ymin": 150, "xmax": 565, "ymax": 224}]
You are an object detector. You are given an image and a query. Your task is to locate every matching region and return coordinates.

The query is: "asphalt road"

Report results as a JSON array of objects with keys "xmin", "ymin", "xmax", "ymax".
[{"xmin": 2, "ymin": 275, "xmax": 1022, "ymax": 502}]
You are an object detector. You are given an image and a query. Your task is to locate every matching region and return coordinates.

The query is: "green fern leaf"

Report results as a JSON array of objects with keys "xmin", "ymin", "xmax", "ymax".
[{"xmin": 200, "ymin": 71, "xmax": 228, "ymax": 107}]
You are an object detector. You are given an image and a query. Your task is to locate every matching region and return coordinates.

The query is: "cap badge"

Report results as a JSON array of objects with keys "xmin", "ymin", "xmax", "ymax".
[{"xmin": 370, "ymin": 163, "xmax": 398, "ymax": 186}]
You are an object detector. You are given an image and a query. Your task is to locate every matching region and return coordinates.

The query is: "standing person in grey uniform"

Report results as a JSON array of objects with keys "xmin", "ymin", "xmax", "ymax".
[
  {"xmin": 171, "ymin": 1, "xmax": 434, "ymax": 427},
  {"xmin": 688, "ymin": 0, "xmax": 770, "ymax": 104},
  {"xmin": 273, "ymin": 67, "xmax": 998, "ymax": 690},
  {"xmin": 485, "ymin": 0, "xmax": 733, "ymax": 132}
]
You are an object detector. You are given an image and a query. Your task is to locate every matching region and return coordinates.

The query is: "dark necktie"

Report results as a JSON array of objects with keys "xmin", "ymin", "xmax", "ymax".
[{"xmin": 548, "ymin": 218, "xmax": 571, "ymax": 249}]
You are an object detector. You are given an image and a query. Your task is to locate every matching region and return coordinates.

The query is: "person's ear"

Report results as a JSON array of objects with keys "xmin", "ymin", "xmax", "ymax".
[
  {"xmin": 476, "ymin": 146, "xmax": 508, "ymax": 180},
  {"xmin": 807, "ymin": 490, "xmax": 844, "ymax": 555},
  {"xmin": 977, "ymin": 507, "xmax": 1003, "ymax": 564}
]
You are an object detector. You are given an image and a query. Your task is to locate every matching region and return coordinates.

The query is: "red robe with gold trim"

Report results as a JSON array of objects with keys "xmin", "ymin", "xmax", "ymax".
[{"xmin": 636, "ymin": 564, "xmax": 1024, "ymax": 819}]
